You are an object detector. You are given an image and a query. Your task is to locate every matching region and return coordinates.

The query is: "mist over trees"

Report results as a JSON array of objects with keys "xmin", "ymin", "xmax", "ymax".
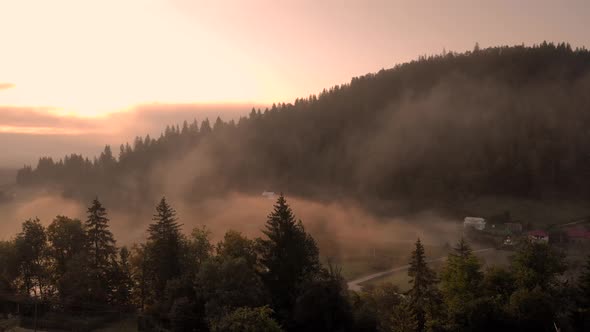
[
  {"xmin": 2, "ymin": 195, "xmax": 590, "ymax": 331},
  {"xmin": 15, "ymin": 43, "xmax": 590, "ymax": 213}
]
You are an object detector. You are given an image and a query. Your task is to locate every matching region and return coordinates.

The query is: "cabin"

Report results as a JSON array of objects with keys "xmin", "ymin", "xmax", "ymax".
[
  {"xmin": 262, "ymin": 191, "xmax": 277, "ymax": 200},
  {"xmin": 504, "ymin": 222, "xmax": 523, "ymax": 234},
  {"xmin": 463, "ymin": 217, "xmax": 486, "ymax": 231},
  {"xmin": 565, "ymin": 226, "xmax": 590, "ymax": 244},
  {"xmin": 528, "ymin": 230, "xmax": 549, "ymax": 243}
]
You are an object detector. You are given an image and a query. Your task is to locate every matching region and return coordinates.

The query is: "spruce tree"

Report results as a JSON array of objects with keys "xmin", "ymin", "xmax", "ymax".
[
  {"xmin": 85, "ymin": 198, "xmax": 117, "ymax": 303},
  {"xmin": 257, "ymin": 194, "xmax": 321, "ymax": 324},
  {"xmin": 146, "ymin": 197, "xmax": 183, "ymax": 299},
  {"xmin": 407, "ymin": 238, "xmax": 440, "ymax": 332},
  {"xmin": 86, "ymin": 198, "xmax": 116, "ymax": 270}
]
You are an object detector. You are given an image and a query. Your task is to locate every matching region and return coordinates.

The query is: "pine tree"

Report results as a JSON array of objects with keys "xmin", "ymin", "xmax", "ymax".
[
  {"xmin": 85, "ymin": 198, "xmax": 117, "ymax": 303},
  {"xmin": 257, "ymin": 194, "xmax": 321, "ymax": 324},
  {"xmin": 86, "ymin": 198, "xmax": 116, "ymax": 270},
  {"xmin": 407, "ymin": 238, "xmax": 440, "ymax": 332},
  {"xmin": 146, "ymin": 197, "xmax": 183, "ymax": 300}
]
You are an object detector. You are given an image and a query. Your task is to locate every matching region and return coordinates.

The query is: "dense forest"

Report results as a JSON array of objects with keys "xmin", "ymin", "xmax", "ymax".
[
  {"xmin": 0, "ymin": 195, "xmax": 589, "ymax": 331},
  {"xmin": 15, "ymin": 43, "xmax": 590, "ymax": 212}
]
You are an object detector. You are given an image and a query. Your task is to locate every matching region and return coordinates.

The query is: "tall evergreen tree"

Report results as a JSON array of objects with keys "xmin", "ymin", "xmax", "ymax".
[
  {"xmin": 407, "ymin": 238, "xmax": 440, "ymax": 332},
  {"xmin": 257, "ymin": 194, "xmax": 321, "ymax": 324},
  {"xmin": 85, "ymin": 198, "xmax": 117, "ymax": 303},
  {"xmin": 146, "ymin": 197, "xmax": 184, "ymax": 300},
  {"xmin": 85, "ymin": 198, "xmax": 116, "ymax": 270}
]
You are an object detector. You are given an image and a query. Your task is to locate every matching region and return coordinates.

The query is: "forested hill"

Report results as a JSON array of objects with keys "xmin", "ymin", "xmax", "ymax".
[{"xmin": 16, "ymin": 43, "xmax": 590, "ymax": 209}]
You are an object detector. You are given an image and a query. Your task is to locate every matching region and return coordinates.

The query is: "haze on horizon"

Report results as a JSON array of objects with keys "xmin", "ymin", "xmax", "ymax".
[{"xmin": 1, "ymin": 0, "xmax": 589, "ymax": 167}]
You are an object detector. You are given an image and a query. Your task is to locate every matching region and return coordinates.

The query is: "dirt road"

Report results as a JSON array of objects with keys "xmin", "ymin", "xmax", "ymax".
[{"xmin": 347, "ymin": 247, "xmax": 495, "ymax": 292}]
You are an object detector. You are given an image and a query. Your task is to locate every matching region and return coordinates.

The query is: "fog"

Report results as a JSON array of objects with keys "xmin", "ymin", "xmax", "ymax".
[{"xmin": 0, "ymin": 186, "xmax": 461, "ymax": 263}]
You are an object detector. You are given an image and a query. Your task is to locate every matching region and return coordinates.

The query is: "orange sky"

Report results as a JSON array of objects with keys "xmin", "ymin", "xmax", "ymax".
[{"xmin": 1, "ymin": 0, "xmax": 589, "ymax": 119}]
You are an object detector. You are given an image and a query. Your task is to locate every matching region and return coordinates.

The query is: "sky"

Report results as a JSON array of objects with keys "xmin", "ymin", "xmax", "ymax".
[{"xmin": 0, "ymin": 0, "xmax": 589, "ymax": 167}]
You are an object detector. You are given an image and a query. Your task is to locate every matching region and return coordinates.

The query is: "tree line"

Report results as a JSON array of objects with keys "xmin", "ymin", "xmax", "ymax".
[
  {"xmin": 16, "ymin": 42, "xmax": 590, "ymax": 212},
  {"xmin": 1, "ymin": 194, "xmax": 590, "ymax": 331}
]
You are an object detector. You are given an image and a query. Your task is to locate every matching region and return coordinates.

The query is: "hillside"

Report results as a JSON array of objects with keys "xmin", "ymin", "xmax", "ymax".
[{"xmin": 15, "ymin": 43, "xmax": 590, "ymax": 212}]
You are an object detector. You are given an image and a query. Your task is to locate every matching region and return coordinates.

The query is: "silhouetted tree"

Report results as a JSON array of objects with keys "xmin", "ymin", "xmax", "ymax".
[
  {"xmin": 146, "ymin": 197, "xmax": 183, "ymax": 301},
  {"xmin": 85, "ymin": 198, "xmax": 117, "ymax": 303},
  {"xmin": 257, "ymin": 194, "xmax": 321, "ymax": 325},
  {"xmin": 15, "ymin": 218, "xmax": 49, "ymax": 298}
]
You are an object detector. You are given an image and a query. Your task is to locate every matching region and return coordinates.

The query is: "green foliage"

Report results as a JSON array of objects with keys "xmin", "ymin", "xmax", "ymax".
[
  {"xmin": 216, "ymin": 230, "xmax": 257, "ymax": 268},
  {"xmin": 292, "ymin": 266, "xmax": 353, "ymax": 332},
  {"xmin": 197, "ymin": 257, "xmax": 268, "ymax": 320},
  {"xmin": 351, "ymin": 282, "xmax": 419, "ymax": 332},
  {"xmin": 211, "ymin": 306, "xmax": 283, "ymax": 332},
  {"xmin": 482, "ymin": 267, "xmax": 516, "ymax": 303},
  {"xmin": 386, "ymin": 299, "xmax": 418, "ymax": 332},
  {"xmin": 440, "ymin": 239, "xmax": 483, "ymax": 328},
  {"xmin": 186, "ymin": 225, "xmax": 213, "ymax": 268},
  {"xmin": 507, "ymin": 287, "xmax": 556, "ymax": 330},
  {"xmin": 47, "ymin": 216, "xmax": 86, "ymax": 278},
  {"xmin": 511, "ymin": 242, "xmax": 566, "ymax": 290}
]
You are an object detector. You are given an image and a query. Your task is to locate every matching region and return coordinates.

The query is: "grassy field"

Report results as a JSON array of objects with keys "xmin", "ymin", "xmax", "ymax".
[
  {"xmin": 360, "ymin": 248, "xmax": 513, "ymax": 291},
  {"xmin": 337, "ymin": 242, "xmax": 452, "ymax": 280}
]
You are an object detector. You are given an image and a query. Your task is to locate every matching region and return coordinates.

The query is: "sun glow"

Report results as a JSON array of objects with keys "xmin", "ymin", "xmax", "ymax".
[{"xmin": 0, "ymin": 0, "xmax": 284, "ymax": 118}]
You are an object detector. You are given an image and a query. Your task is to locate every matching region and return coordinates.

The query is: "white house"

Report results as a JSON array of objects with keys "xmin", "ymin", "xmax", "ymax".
[
  {"xmin": 262, "ymin": 191, "xmax": 277, "ymax": 200},
  {"xmin": 464, "ymin": 217, "xmax": 486, "ymax": 231}
]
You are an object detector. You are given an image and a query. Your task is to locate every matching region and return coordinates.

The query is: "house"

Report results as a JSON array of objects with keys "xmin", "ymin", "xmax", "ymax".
[
  {"xmin": 262, "ymin": 191, "xmax": 277, "ymax": 200},
  {"xmin": 463, "ymin": 217, "xmax": 486, "ymax": 231},
  {"xmin": 565, "ymin": 226, "xmax": 590, "ymax": 244},
  {"xmin": 528, "ymin": 230, "xmax": 549, "ymax": 243},
  {"xmin": 504, "ymin": 223, "xmax": 523, "ymax": 234}
]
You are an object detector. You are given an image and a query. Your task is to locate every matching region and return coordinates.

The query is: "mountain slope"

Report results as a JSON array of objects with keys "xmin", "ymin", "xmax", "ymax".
[{"xmin": 16, "ymin": 43, "xmax": 590, "ymax": 210}]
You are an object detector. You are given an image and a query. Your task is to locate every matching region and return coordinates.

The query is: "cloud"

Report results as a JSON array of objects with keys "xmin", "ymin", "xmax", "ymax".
[
  {"xmin": 0, "ymin": 103, "xmax": 257, "ymax": 168},
  {"xmin": 0, "ymin": 107, "xmax": 99, "ymax": 133},
  {"xmin": 0, "ymin": 83, "xmax": 14, "ymax": 90}
]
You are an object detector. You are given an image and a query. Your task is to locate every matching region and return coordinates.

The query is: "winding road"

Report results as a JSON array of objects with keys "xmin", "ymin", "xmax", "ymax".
[{"xmin": 347, "ymin": 247, "xmax": 495, "ymax": 292}]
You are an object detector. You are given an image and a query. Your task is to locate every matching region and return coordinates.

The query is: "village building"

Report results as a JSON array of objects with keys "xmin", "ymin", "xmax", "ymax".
[
  {"xmin": 565, "ymin": 226, "xmax": 590, "ymax": 244},
  {"xmin": 504, "ymin": 222, "xmax": 523, "ymax": 234},
  {"xmin": 528, "ymin": 230, "xmax": 549, "ymax": 243},
  {"xmin": 463, "ymin": 217, "xmax": 486, "ymax": 231},
  {"xmin": 262, "ymin": 191, "xmax": 277, "ymax": 200}
]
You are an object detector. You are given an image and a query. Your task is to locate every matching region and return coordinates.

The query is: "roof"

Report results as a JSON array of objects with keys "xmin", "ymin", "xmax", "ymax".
[
  {"xmin": 528, "ymin": 230, "xmax": 549, "ymax": 237},
  {"xmin": 464, "ymin": 217, "xmax": 485, "ymax": 223},
  {"xmin": 565, "ymin": 227, "xmax": 590, "ymax": 239}
]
